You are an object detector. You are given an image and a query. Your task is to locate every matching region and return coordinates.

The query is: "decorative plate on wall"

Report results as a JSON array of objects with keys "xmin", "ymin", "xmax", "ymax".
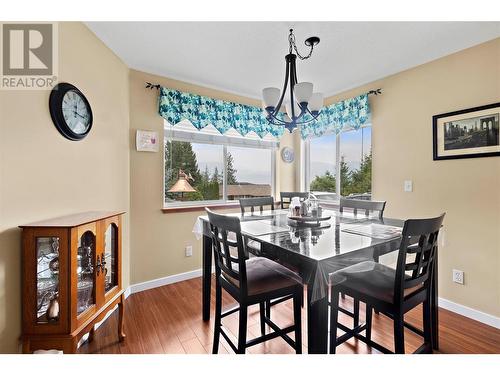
[{"xmin": 281, "ymin": 146, "xmax": 295, "ymax": 163}]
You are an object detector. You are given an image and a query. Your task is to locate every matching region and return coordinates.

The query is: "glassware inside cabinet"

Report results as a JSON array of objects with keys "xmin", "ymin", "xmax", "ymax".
[
  {"xmin": 77, "ymin": 231, "xmax": 95, "ymax": 315},
  {"xmin": 104, "ymin": 224, "xmax": 118, "ymax": 293},
  {"xmin": 36, "ymin": 237, "xmax": 60, "ymax": 323}
]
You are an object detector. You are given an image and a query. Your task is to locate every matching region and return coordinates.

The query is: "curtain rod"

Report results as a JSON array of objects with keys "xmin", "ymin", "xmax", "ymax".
[{"xmin": 146, "ymin": 82, "xmax": 382, "ymax": 96}]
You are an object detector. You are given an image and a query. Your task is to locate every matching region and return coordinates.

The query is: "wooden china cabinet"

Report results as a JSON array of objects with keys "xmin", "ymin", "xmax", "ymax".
[{"xmin": 20, "ymin": 211, "xmax": 126, "ymax": 353}]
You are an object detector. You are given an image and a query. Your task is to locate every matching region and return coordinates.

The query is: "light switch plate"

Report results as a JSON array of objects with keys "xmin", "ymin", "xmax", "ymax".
[{"xmin": 404, "ymin": 180, "xmax": 413, "ymax": 192}]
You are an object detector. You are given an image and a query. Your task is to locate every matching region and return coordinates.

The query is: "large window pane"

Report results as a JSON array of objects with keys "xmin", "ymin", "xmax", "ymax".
[
  {"xmin": 309, "ymin": 133, "xmax": 336, "ymax": 193},
  {"xmin": 165, "ymin": 140, "xmax": 223, "ymax": 203},
  {"xmin": 340, "ymin": 127, "xmax": 372, "ymax": 197},
  {"xmin": 226, "ymin": 146, "xmax": 272, "ymax": 201}
]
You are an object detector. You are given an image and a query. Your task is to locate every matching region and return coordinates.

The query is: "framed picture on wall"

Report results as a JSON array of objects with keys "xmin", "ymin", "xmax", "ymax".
[{"xmin": 433, "ymin": 102, "xmax": 500, "ymax": 160}]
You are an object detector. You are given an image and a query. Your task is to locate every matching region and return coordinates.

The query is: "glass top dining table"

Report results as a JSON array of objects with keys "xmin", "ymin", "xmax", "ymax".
[{"xmin": 195, "ymin": 208, "xmax": 439, "ymax": 353}]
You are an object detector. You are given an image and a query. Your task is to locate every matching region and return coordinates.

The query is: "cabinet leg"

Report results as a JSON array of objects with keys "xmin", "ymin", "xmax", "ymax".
[
  {"xmin": 118, "ymin": 295, "xmax": 126, "ymax": 342},
  {"xmin": 63, "ymin": 337, "xmax": 79, "ymax": 354},
  {"xmin": 22, "ymin": 339, "xmax": 31, "ymax": 354}
]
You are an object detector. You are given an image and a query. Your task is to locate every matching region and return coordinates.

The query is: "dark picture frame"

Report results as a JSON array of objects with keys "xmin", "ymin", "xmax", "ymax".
[{"xmin": 433, "ymin": 102, "xmax": 500, "ymax": 160}]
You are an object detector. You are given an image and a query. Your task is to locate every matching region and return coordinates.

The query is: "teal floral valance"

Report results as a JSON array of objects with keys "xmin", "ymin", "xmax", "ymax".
[
  {"xmin": 299, "ymin": 93, "xmax": 371, "ymax": 139},
  {"xmin": 158, "ymin": 87, "xmax": 285, "ymax": 139}
]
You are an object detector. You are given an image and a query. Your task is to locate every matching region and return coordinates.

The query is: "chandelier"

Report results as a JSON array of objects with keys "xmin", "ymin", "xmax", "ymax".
[{"xmin": 262, "ymin": 29, "xmax": 323, "ymax": 132}]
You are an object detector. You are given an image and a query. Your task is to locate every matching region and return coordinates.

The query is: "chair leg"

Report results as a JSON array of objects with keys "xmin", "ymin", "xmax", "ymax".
[
  {"xmin": 212, "ymin": 284, "xmax": 222, "ymax": 354},
  {"xmin": 265, "ymin": 300, "xmax": 271, "ymax": 320},
  {"xmin": 423, "ymin": 300, "xmax": 433, "ymax": 353},
  {"xmin": 329, "ymin": 289, "xmax": 340, "ymax": 354},
  {"xmin": 365, "ymin": 304, "xmax": 372, "ymax": 342},
  {"xmin": 353, "ymin": 299, "xmax": 360, "ymax": 328},
  {"xmin": 259, "ymin": 302, "xmax": 266, "ymax": 336},
  {"xmin": 293, "ymin": 291, "xmax": 302, "ymax": 354},
  {"xmin": 393, "ymin": 314, "xmax": 405, "ymax": 354},
  {"xmin": 237, "ymin": 305, "xmax": 248, "ymax": 354}
]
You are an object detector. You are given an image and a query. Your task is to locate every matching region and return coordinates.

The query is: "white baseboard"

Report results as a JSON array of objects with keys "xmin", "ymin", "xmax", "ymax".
[
  {"xmin": 128, "ymin": 268, "xmax": 205, "ymax": 295},
  {"xmin": 125, "ymin": 269, "xmax": 500, "ymax": 329},
  {"xmin": 438, "ymin": 298, "xmax": 500, "ymax": 329}
]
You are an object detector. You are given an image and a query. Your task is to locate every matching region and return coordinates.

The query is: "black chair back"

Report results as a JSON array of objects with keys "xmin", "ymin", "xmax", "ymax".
[
  {"xmin": 394, "ymin": 214, "xmax": 445, "ymax": 305},
  {"xmin": 239, "ymin": 196, "xmax": 274, "ymax": 215},
  {"xmin": 339, "ymin": 197, "xmax": 386, "ymax": 219},
  {"xmin": 280, "ymin": 192, "xmax": 310, "ymax": 209},
  {"xmin": 206, "ymin": 209, "xmax": 248, "ymax": 296}
]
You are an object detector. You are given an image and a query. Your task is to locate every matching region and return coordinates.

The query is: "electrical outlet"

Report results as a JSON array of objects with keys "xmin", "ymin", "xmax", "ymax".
[
  {"xmin": 404, "ymin": 180, "xmax": 413, "ymax": 192},
  {"xmin": 185, "ymin": 245, "xmax": 193, "ymax": 257},
  {"xmin": 452, "ymin": 269, "xmax": 464, "ymax": 285}
]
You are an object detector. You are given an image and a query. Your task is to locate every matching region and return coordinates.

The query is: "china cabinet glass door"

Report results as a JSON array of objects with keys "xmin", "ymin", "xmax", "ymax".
[
  {"xmin": 103, "ymin": 224, "xmax": 118, "ymax": 294},
  {"xmin": 36, "ymin": 237, "xmax": 60, "ymax": 323},
  {"xmin": 77, "ymin": 230, "xmax": 96, "ymax": 315}
]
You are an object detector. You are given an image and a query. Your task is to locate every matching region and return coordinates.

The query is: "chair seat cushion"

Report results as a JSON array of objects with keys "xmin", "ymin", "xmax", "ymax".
[
  {"xmin": 330, "ymin": 261, "xmax": 422, "ymax": 304},
  {"xmin": 225, "ymin": 257, "xmax": 302, "ymax": 296}
]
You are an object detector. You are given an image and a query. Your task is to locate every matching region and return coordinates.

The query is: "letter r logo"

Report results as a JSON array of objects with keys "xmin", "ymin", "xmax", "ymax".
[{"xmin": 2, "ymin": 24, "xmax": 53, "ymax": 75}]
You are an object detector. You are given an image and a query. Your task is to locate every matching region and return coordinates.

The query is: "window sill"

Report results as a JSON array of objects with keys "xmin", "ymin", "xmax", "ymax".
[{"xmin": 162, "ymin": 202, "xmax": 241, "ymax": 214}]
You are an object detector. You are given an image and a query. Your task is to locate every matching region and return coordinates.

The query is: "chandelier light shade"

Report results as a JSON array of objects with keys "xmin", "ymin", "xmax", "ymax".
[
  {"xmin": 308, "ymin": 92, "xmax": 324, "ymax": 113},
  {"xmin": 294, "ymin": 82, "xmax": 313, "ymax": 104},
  {"xmin": 262, "ymin": 87, "xmax": 281, "ymax": 108},
  {"xmin": 262, "ymin": 29, "xmax": 324, "ymax": 132}
]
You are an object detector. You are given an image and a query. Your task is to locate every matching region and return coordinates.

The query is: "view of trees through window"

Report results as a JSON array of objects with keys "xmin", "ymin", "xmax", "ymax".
[
  {"xmin": 309, "ymin": 127, "xmax": 372, "ymax": 197},
  {"xmin": 165, "ymin": 140, "xmax": 272, "ymax": 204}
]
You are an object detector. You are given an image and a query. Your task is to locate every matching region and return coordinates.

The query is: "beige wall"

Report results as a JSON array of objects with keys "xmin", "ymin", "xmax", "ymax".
[
  {"xmin": 324, "ymin": 38, "xmax": 500, "ymax": 317},
  {"xmin": 129, "ymin": 69, "xmax": 296, "ymax": 285},
  {"xmin": 0, "ymin": 22, "xmax": 130, "ymax": 352}
]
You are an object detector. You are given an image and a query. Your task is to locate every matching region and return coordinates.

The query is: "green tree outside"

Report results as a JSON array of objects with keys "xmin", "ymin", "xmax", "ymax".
[
  {"xmin": 165, "ymin": 141, "xmax": 240, "ymax": 202},
  {"xmin": 309, "ymin": 151, "xmax": 372, "ymax": 197},
  {"xmin": 226, "ymin": 152, "xmax": 237, "ymax": 184}
]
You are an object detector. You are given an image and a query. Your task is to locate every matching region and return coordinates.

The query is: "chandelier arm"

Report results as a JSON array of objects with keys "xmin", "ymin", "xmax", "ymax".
[
  {"xmin": 266, "ymin": 110, "xmax": 289, "ymax": 125},
  {"xmin": 294, "ymin": 116, "xmax": 320, "ymax": 126},
  {"xmin": 289, "ymin": 56, "xmax": 297, "ymax": 119},
  {"xmin": 266, "ymin": 114, "xmax": 289, "ymax": 125},
  {"xmin": 272, "ymin": 56, "xmax": 290, "ymax": 117},
  {"xmin": 305, "ymin": 107, "xmax": 321, "ymax": 119},
  {"xmin": 293, "ymin": 57, "xmax": 299, "ymax": 83}
]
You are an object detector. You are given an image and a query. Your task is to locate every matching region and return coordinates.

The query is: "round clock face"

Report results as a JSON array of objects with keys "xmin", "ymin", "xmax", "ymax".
[
  {"xmin": 61, "ymin": 90, "xmax": 91, "ymax": 135},
  {"xmin": 49, "ymin": 83, "xmax": 93, "ymax": 141}
]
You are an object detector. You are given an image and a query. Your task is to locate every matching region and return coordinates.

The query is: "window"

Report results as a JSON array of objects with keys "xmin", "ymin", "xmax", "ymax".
[
  {"xmin": 226, "ymin": 146, "xmax": 273, "ymax": 201},
  {"xmin": 305, "ymin": 126, "xmax": 372, "ymax": 200},
  {"xmin": 164, "ymin": 121, "xmax": 276, "ymax": 207},
  {"xmin": 340, "ymin": 127, "xmax": 372, "ymax": 197},
  {"xmin": 308, "ymin": 133, "xmax": 337, "ymax": 194}
]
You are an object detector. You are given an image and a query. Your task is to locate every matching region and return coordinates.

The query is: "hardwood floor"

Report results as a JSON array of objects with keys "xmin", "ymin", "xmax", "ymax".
[{"xmin": 79, "ymin": 276, "xmax": 500, "ymax": 354}]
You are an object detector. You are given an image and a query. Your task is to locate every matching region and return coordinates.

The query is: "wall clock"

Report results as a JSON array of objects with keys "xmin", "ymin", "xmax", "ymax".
[
  {"xmin": 281, "ymin": 146, "xmax": 295, "ymax": 163},
  {"xmin": 49, "ymin": 82, "xmax": 93, "ymax": 141}
]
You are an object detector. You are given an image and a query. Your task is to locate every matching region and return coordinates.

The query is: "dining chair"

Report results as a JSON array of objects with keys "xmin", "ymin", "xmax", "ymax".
[
  {"xmin": 338, "ymin": 198, "xmax": 387, "ymax": 318},
  {"xmin": 280, "ymin": 192, "xmax": 310, "ymax": 209},
  {"xmin": 239, "ymin": 196, "xmax": 275, "ymax": 215},
  {"xmin": 329, "ymin": 213, "xmax": 445, "ymax": 354},
  {"xmin": 206, "ymin": 209, "xmax": 303, "ymax": 354},
  {"xmin": 339, "ymin": 197, "xmax": 386, "ymax": 219}
]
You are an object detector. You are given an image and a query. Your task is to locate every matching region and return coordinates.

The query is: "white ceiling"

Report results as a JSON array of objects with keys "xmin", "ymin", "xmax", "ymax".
[{"xmin": 86, "ymin": 22, "xmax": 500, "ymax": 99}]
